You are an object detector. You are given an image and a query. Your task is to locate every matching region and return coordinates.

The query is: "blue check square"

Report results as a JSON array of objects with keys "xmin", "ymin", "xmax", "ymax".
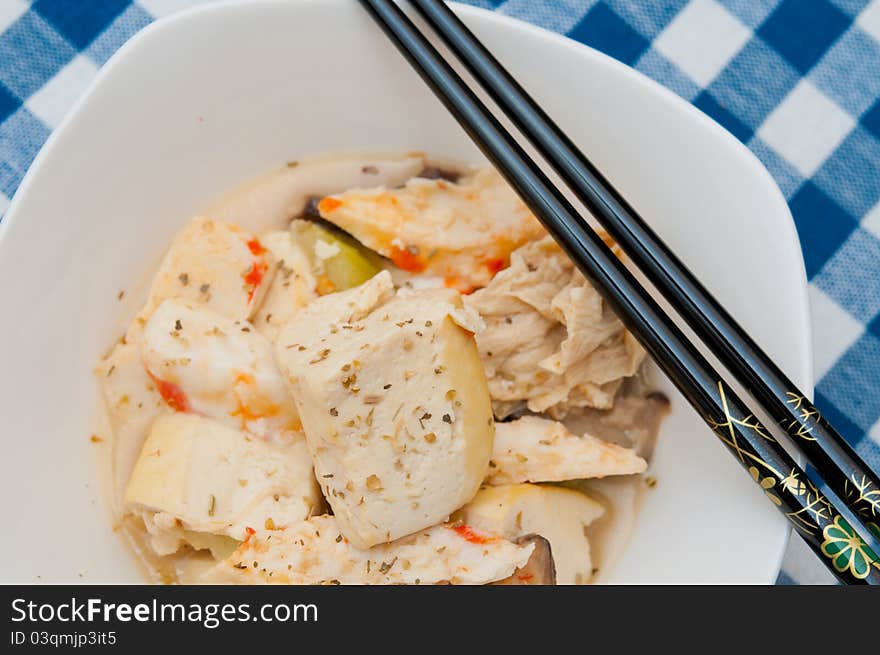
[
  {"xmin": 717, "ymin": 0, "xmax": 782, "ymax": 29},
  {"xmin": 495, "ymin": 0, "xmax": 599, "ymax": 33},
  {"xmin": 602, "ymin": 0, "xmax": 688, "ymax": 39},
  {"xmin": 814, "ymin": 228, "xmax": 880, "ymax": 322},
  {"xmin": 0, "ymin": 107, "xmax": 49, "ymax": 196},
  {"xmin": 0, "ymin": 10, "xmax": 75, "ymax": 100},
  {"xmin": 815, "ymin": 389, "xmax": 865, "ymax": 446},
  {"xmin": 85, "ymin": 3, "xmax": 152, "ymax": 66},
  {"xmin": 869, "ymin": 312, "xmax": 880, "ymax": 339},
  {"xmin": 694, "ymin": 90, "xmax": 753, "ymax": 142},
  {"xmin": 635, "ymin": 47, "xmax": 700, "ymax": 101},
  {"xmin": 856, "ymin": 437, "xmax": 880, "ymax": 477},
  {"xmin": 706, "ymin": 37, "xmax": 799, "ymax": 130},
  {"xmin": 810, "ymin": 26, "xmax": 880, "ymax": 117},
  {"xmin": 828, "ymin": 0, "xmax": 873, "ymax": 16},
  {"xmin": 0, "ymin": 82, "xmax": 19, "ymax": 126},
  {"xmin": 788, "ymin": 181, "xmax": 858, "ymax": 278},
  {"xmin": 757, "ymin": 0, "xmax": 851, "ymax": 74},
  {"xmin": 0, "ymin": 160, "xmax": 20, "ymax": 199},
  {"xmin": 747, "ymin": 136, "xmax": 805, "ymax": 199},
  {"xmin": 467, "ymin": 0, "xmax": 506, "ymax": 7},
  {"xmin": 814, "ymin": 127, "xmax": 880, "ymax": 218},
  {"xmin": 863, "ymin": 99, "xmax": 880, "ymax": 141},
  {"xmin": 33, "ymin": 0, "xmax": 131, "ymax": 50},
  {"xmin": 817, "ymin": 332, "xmax": 880, "ymax": 432},
  {"xmin": 568, "ymin": 1, "xmax": 651, "ymax": 66}
]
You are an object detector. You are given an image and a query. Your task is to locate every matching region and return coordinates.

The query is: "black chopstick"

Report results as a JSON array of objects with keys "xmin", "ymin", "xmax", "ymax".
[
  {"xmin": 359, "ymin": 0, "xmax": 880, "ymax": 584},
  {"xmin": 409, "ymin": 0, "xmax": 880, "ymax": 556}
]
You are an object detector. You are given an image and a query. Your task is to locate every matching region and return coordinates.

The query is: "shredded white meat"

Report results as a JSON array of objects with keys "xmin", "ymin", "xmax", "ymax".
[{"xmin": 465, "ymin": 236, "xmax": 645, "ymax": 418}]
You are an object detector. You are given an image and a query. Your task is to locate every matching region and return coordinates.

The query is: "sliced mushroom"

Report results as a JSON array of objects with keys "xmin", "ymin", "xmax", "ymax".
[
  {"xmin": 493, "ymin": 535, "xmax": 556, "ymax": 585},
  {"xmin": 456, "ymin": 483, "xmax": 604, "ymax": 584}
]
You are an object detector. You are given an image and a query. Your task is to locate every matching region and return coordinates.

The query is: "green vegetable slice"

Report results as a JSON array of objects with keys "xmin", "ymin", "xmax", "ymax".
[{"xmin": 290, "ymin": 219, "xmax": 383, "ymax": 294}]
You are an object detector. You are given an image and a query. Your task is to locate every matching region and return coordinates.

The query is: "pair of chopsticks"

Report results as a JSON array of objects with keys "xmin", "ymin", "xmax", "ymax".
[{"xmin": 359, "ymin": 0, "xmax": 880, "ymax": 584}]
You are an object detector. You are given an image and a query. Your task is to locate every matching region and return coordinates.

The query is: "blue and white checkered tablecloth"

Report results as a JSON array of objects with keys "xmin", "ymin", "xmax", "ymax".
[{"xmin": 1, "ymin": 0, "xmax": 878, "ymax": 585}]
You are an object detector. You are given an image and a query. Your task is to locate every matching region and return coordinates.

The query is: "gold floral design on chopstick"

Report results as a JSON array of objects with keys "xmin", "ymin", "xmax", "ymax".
[
  {"xmin": 780, "ymin": 469, "xmax": 834, "ymax": 537},
  {"xmin": 820, "ymin": 516, "xmax": 880, "ymax": 579},
  {"xmin": 707, "ymin": 381, "xmax": 780, "ymax": 476},
  {"xmin": 782, "ymin": 392, "xmax": 820, "ymax": 441},
  {"xmin": 707, "ymin": 381, "xmax": 793, "ymax": 514},
  {"xmin": 844, "ymin": 473, "xmax": 880, "ymax": 520},
  {"xmin": 749, "ymin": 467, "xmax": 781, "ymax": 505}
]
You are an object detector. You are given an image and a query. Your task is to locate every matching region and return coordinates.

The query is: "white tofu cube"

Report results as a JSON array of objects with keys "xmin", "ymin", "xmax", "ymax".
[
  {"xmin": 124, "ymin": 413, "xmax": 322, "ymax": 553},
  {"xmin": 275, "ymin": 271, "xmax": 494, "ymax": 548}
]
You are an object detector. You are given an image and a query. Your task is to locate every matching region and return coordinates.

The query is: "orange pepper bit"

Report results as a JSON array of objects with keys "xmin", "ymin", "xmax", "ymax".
[
  {"xmin": 390, "ymin": 244, "xmax": 428, "ymax": 273},
  {"xmin": 243, "ymin": 259, "xmax": 268, "ymax": 304},
  {"xmin": 147, "ymin": 371, "xmax": 191, "ymax": 413},
  {"xmin": 484, "ymin": 256, "xmax": 507, "ymax": 275},
  {"xmin": 451, "ymin": 524, "xmax": 498, "ymax": 545},
  {"xmin": 242, "ymin": 236, "xmax": 269, "ymax": 303},
  {"xmin": 443, "ymin": 276, "xmax": 475, "ymax": 295},
  {"xmin": 315, "ymin": 275, "xmax": 337, "ymax": 296},
  {"xmin": 246, "ymin": 237, "xmax": 266, "ymax": 256},
  {"xmin": 317, "ymin": 197, "xmax": 343, "ymax": 214}
]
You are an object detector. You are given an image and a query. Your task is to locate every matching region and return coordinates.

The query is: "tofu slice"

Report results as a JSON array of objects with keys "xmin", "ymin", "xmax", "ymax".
[
  {"xmin": 456, "ymin": 484, "xmax": 604, "ymax": 585},
  {"xmin": 210, "ymin": 515, "xmax": 533, "ymax": 585},
  {"xmin": 145, "ymin": 217, "xmax": 276, "ymax": 321},
  {"xmin": 96, "ymin": 324, "xmax": 166, "ymax": 508},
  {"xmin": 275, "ymin": 271, "xmax": 494, "ymax": 548},
  {"xmin": 251, "ymin": 231, "xmax": 317, "ymax": 342},
  {"xmin": 141, "ymin": 298, "xmax": 300, "ymax": 443},
  {"xmin": 487, "ymin": 415, "xmax": 646, "ymax": 485},
  {"xmin": 124, "ymin": 413, "xmax": 321, "ymax": 555},
  {"xmin": 316, "ymin": 167, "xmax": 545, "ymax": 289}
]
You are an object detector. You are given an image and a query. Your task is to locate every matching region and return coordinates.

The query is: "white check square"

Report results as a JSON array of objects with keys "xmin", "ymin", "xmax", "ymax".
[
  {"xmin": 857, "ymin": 0, "xmax": 880, "ymax": 43},
  {"xmin": 25, "ymin": 56, "xmax": 98, "ymax": 129},
  {"xmin": 653, "ymin": 0, "xmax": 750, "ymax": 87},
  {"xmin": 870, "ymin": 416, "xmax": 880, "ymax": 443},
  {"xmin": 757, "ymin": 80, "xmax": 855, "ymax": 177},
  {"xmin": 863, "ymin": 201, "xmax": 880, "ymax": 241},
  {"xmin": 808, "ymin": 285, "xmax": 864, "ymax": 380},
  {"xmin": 0, "ymin": 0, "xmax": 27, "ymax": 35}
]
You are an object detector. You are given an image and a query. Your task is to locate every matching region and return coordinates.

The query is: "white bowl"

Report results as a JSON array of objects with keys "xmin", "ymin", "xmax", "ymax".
[{"xmin": 0, "ymin": 0, "xmax": 811, "ymax": 583}]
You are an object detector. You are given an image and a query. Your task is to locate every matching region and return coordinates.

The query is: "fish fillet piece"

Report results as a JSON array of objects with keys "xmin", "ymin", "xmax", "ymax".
[
  {"xmin": 211, "ymin": 515, "xmax": 532, "ymax": 585},
  {"xmin": 316, "ymin": 167, "xmax": 544, "ymax": 290},
  {"xmin": 487, "ymin": 415, "xmax": 646, "ymax": 485}
]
